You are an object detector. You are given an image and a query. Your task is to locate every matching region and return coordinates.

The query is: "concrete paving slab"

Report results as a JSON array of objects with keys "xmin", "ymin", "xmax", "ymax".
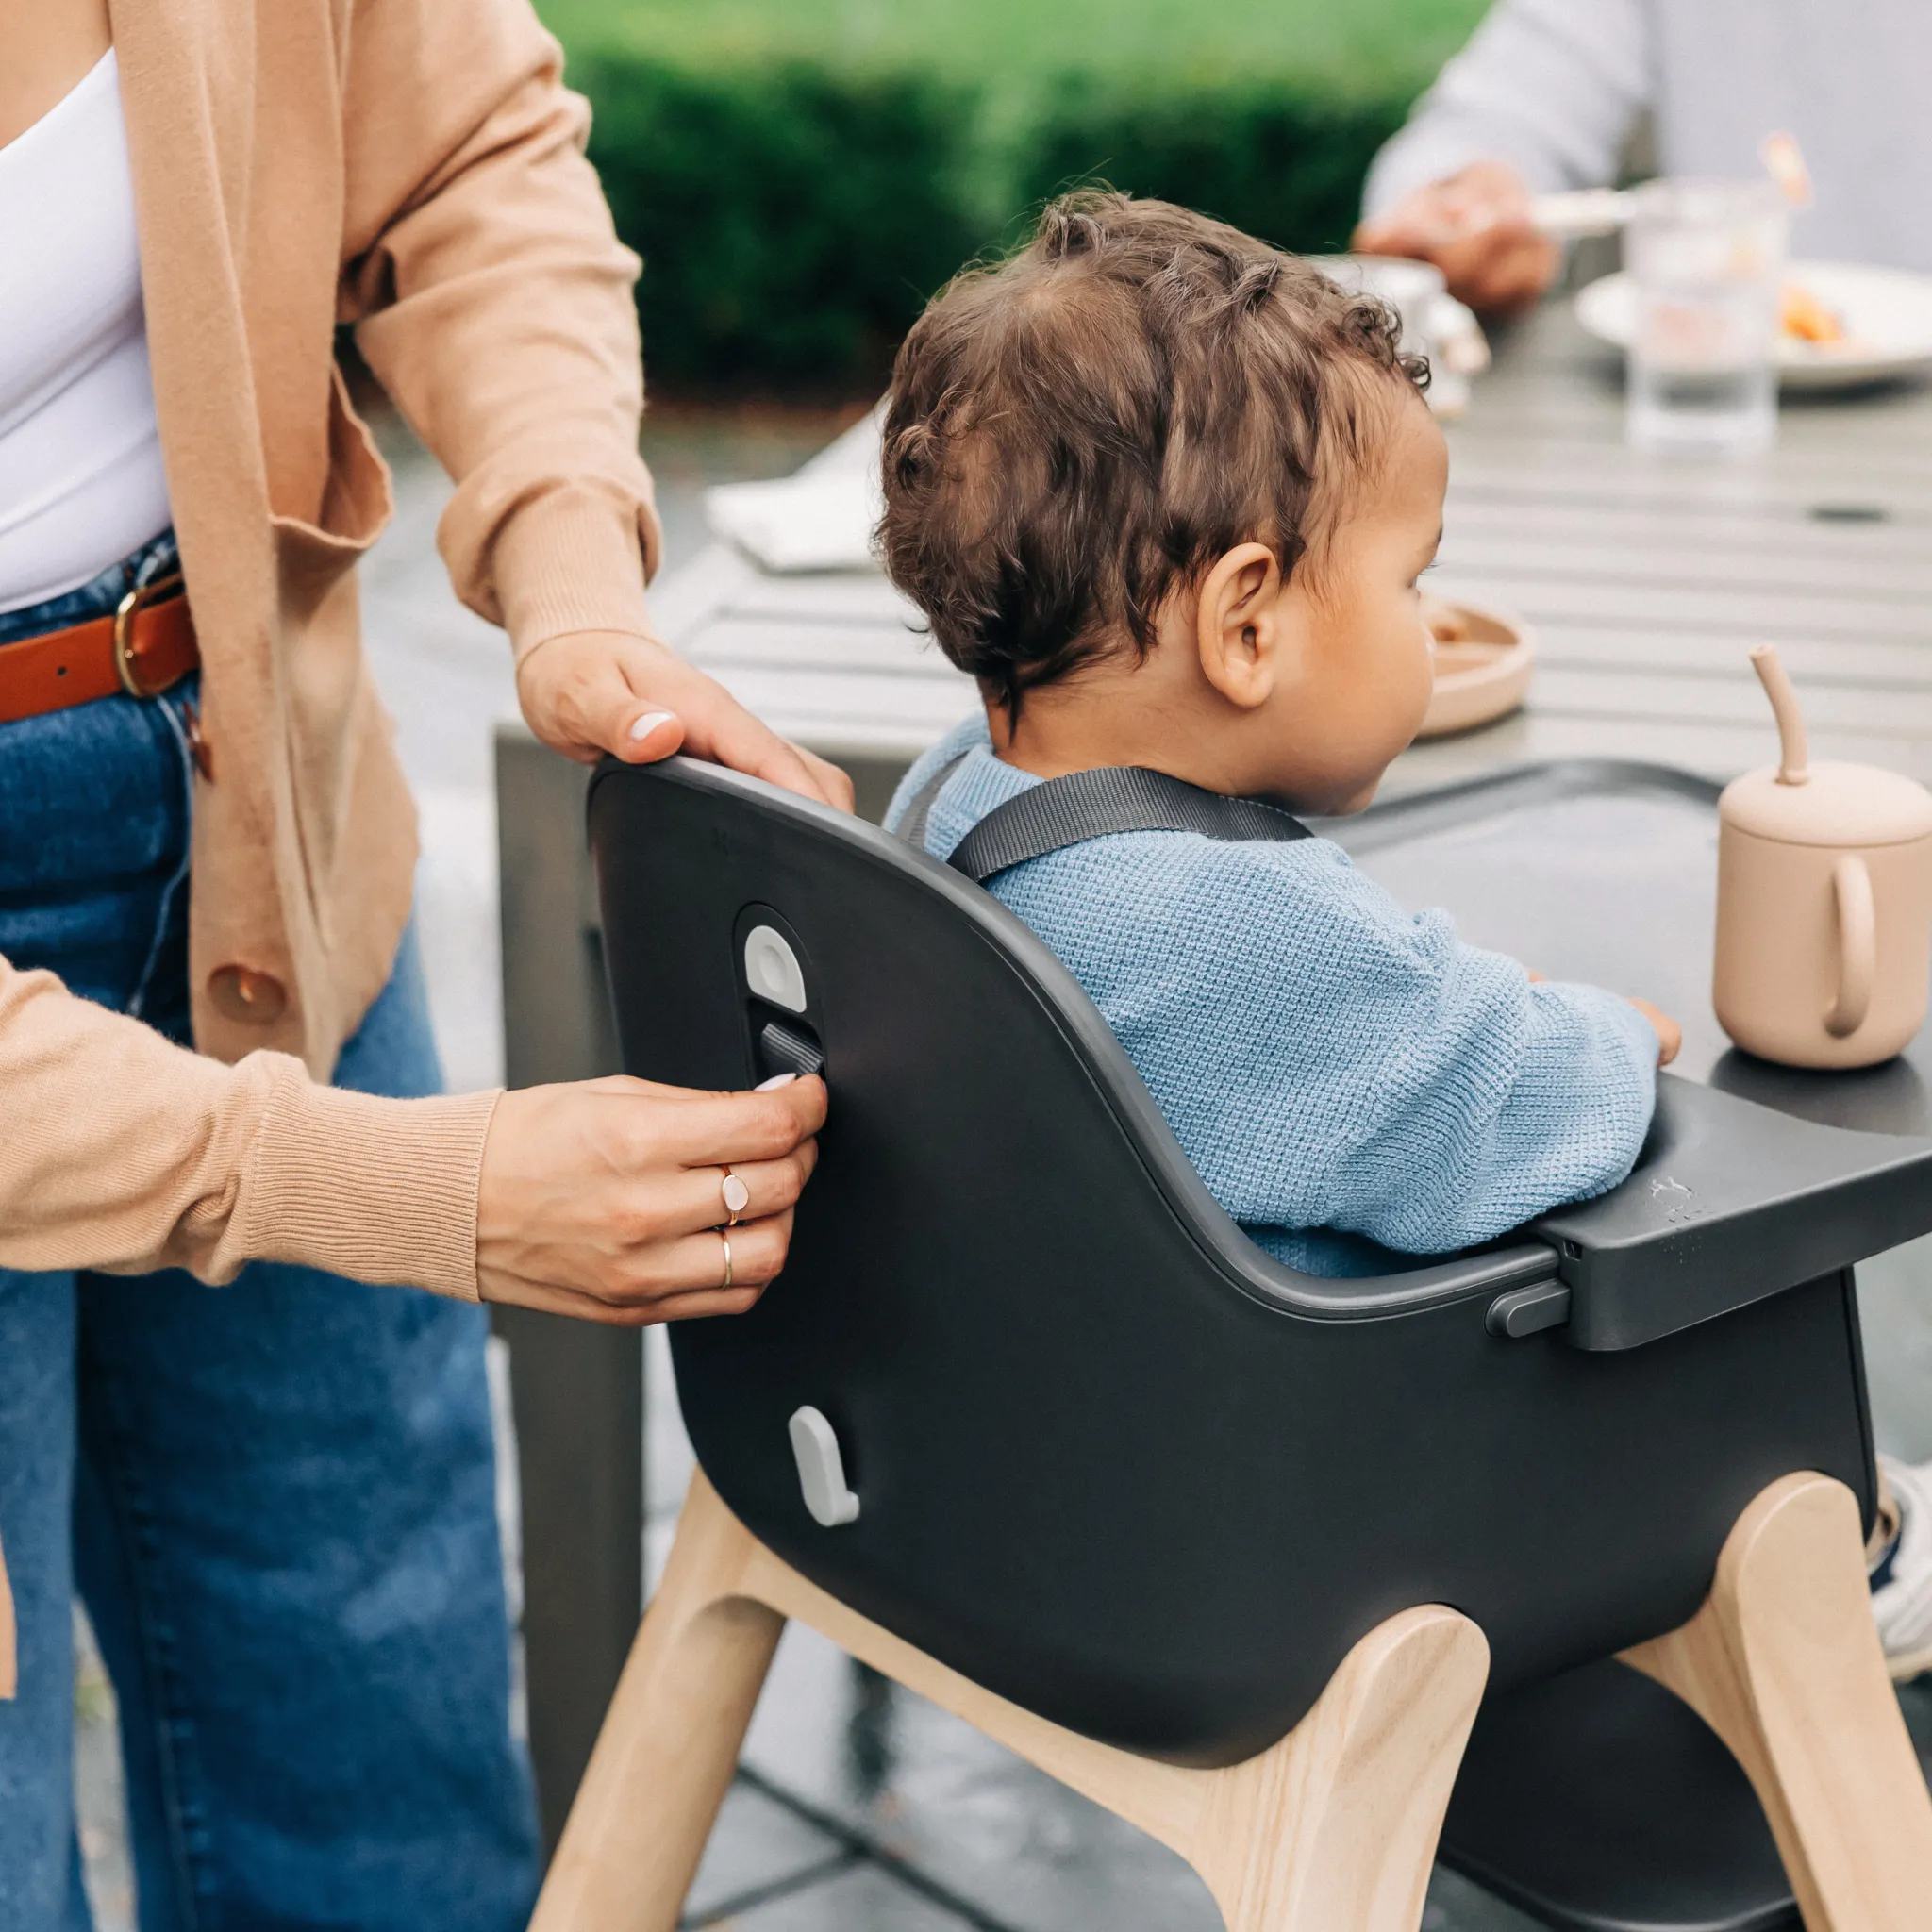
[
  {"xmin": 687, "ymin": 1779, "xmax": 854, "ymax": 1923},
  {"xmin": 717, "ymin": 1862, "xmax": 984, "ymax": 1931}
]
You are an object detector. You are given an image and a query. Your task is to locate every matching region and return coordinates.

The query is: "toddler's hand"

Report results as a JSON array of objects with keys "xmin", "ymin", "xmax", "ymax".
[{"xmin": 1627, "ymin": 998, "xmax": 1681, "ymax": 1067}]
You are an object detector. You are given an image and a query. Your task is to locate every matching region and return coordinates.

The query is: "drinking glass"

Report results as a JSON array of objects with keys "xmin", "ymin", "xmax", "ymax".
[{"xmin": 1625, "ymin": 179, "xmax": 1788, "ymax": 458}]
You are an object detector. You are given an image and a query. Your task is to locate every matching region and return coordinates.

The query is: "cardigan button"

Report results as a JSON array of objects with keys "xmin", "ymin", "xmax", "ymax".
[{"xmin": 208, "ymin": 965, "xmax": 287, "ymax": 1024}]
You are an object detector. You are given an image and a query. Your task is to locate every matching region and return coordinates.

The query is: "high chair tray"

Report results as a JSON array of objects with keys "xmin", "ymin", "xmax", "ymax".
[{"xmin": 1329, "ymin": 759, "xmax": 1932, "ymax": 1349}]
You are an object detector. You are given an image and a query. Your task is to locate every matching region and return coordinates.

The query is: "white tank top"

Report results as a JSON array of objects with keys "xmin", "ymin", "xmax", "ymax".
[{"xmin": 0, "ymin": 49, "xmax": 172, "ymax": 615}]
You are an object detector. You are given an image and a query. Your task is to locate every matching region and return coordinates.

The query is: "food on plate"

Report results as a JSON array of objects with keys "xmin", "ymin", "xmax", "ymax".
[
  {"xmin": 1422, "ymin": 594, "xmax": 1503, "ymax": 678},
  {"xmin": 1780, "ymin": 283, "xmax": 1846, "ymax": 344},
  {"xmin": 1421, "ymin": 592, "xmax": 1470, "ymax": 645}
]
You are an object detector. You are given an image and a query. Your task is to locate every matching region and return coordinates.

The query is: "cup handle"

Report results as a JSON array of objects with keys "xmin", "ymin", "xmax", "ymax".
[{"xmin": 1825, "ymin": 852, "xmax": 1876, "ymax": 1038}]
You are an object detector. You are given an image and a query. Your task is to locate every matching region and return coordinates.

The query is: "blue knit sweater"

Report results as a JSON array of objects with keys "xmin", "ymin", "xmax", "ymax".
[{"xmin": 888, "ymin": 716, "xmax": 1657, "ymax": 1276}]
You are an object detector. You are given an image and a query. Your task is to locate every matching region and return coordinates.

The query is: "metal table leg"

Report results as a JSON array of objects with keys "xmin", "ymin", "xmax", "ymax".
[
  {"xmin": 493, "ymin": 727, "xmax": 641, "ymax": 1852},
  {"xmin": 489, "ymin": 735, "xmax": 913, "ymax": 1850}
]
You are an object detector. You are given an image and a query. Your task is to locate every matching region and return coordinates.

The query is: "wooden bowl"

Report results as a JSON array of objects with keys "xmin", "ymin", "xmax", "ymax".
[{"xmin": 1417, "ymin": 601, "xmax": 1537, "ymax": 739}]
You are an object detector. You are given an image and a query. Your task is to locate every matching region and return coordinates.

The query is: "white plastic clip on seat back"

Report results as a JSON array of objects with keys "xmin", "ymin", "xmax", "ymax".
[
  {"xmin": 788, "ymin": 1405, "xmax": 860, "ymax": 1526},
  {"xmin": 744, "ymin": 924, "xmax": 808, "ymax": 1013}
]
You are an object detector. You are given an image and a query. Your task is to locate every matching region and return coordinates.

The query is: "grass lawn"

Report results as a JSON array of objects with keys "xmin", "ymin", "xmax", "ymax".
[{"xmin": 536, "ymin": 0, "xmax": 1489, "ymax": 95}]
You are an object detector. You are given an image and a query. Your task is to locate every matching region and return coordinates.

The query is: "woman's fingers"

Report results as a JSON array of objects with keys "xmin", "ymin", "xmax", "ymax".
[
  {"xmin": 625, "ymin": 1076, "xmax": 828, "ymax": 1171},
  {"xmin": 678, "ymin": 686, "xmax": 855, "ymax": 811},
  {"xmin": 477, "ymin": 1208, "xmax": 797, "ymax": 1324},
  {"xmin": 513, "ymin": 625, "xmax": 858, "ymax": 810},
  {"xmin": 611, "ymin": 1142, "xmax": 819, "ymax": 1247},
  {"xmin": 793, "ymin": 742, "xmax": 858, "ymax": 813},
  {"xmin": 608, "ymin": 1210, "xmax": 796, "ymax": 1303},
  {"xmin": 622, "ymin": 636, "xmax": 856, "ymax": 812},
  {"xmin": 483, "ymin": 1277, "xmax": 766, "ymax": 1328}
]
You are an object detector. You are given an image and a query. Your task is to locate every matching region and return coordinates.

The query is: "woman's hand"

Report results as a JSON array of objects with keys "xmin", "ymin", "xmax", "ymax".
[
  {"xmin": 1354, "ymin": 161, "xmax": 1560, "ymax": 316},
  {"xmin": 516, "ymin": 626, "xmax": 855, "ymax": 811},
  {"xmin": 475, "ymin": 1071, "xmax": 829, "ymax": 1324}
]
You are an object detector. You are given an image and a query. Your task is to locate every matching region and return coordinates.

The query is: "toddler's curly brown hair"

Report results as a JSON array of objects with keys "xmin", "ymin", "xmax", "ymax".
[{"xmin": 879, "ymin": 192, "xmax": 1427, "ymax": 717}]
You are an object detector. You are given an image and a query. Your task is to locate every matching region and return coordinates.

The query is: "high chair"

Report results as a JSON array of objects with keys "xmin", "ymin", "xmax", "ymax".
[{"xmin": 534, "ymin": 754, "xmax": 1932, "ymax": 1932}]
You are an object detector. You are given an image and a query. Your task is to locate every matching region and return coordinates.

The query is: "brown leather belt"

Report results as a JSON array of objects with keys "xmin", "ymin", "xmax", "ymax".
[{"xmin": 0, "ymin": 574, "xmax": 200, "ymax": 725}]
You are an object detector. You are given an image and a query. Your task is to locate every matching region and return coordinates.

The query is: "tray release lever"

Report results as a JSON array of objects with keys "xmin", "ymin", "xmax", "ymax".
[{"xmin": 1487, "ymin": 1282, "xmax": 1573, "ymax": 1340}]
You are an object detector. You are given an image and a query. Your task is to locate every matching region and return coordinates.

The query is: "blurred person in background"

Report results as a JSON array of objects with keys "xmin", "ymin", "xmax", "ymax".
[
  {"xmin": 0, "ymin": 0, "xmax": 845, "ymax": 1924},
  {"xmin": 1354, "ymin": 0, "xmax": 1932, "ymax": 312}
]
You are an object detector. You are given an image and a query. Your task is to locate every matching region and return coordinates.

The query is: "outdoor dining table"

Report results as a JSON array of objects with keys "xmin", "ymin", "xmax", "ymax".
[
  {"xmin": 658, "ymin": 300, "xmax": 1932, "ymax": 808},
  {"xmin": 492, "ymin": 292, "xmax": 1932, "ymax": 1849}
]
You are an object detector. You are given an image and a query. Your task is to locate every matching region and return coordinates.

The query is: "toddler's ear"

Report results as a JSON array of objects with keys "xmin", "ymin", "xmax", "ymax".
[{"xmin": 1195, "ymin": 541, "xmax": 1285, "ymax": 709}]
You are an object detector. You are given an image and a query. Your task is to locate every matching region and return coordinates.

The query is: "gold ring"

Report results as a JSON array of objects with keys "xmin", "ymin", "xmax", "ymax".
[
  {"xmin": 720, "ymin": 1166, "xmax": 750, "ymax": 1226},
  {"xmin": 719, "ymin": 1228, "xmax": 733, "ymax": 1291}
]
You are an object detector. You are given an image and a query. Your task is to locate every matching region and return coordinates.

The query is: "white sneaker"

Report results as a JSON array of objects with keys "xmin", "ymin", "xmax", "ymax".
[{"xmin": 1872, "ymin": 1453, "xmax": 1932, "ymax": 1683}]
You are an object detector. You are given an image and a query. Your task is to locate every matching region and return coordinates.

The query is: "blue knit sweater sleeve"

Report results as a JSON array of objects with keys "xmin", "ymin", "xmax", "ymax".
[{"xmin": 886, "ymin": 728, "xmax": 1658, "ymax": 1263}]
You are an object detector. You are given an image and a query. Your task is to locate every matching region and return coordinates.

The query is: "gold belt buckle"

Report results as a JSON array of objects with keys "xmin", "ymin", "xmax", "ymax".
[{"xmin": 113, "ymin": 573, "xmax": 186, "ymax": 699}]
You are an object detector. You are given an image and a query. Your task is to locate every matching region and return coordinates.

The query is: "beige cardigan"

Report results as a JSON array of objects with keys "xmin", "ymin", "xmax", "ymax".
[{"xmin": 0, "ymin": 0, "xmax": 661, "ymax": 1302}]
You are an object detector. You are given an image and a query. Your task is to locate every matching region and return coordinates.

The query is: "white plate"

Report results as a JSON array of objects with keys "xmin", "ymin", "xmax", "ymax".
[{"xmin": 1575, "ymin": 261, "xmax": 1932, "ymax": 391}]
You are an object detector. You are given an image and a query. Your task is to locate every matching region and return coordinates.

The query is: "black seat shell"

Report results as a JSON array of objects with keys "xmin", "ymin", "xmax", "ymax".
[{"xmin": 590, "ymin": 758, "xmax": 1879, "ymax": 1766}]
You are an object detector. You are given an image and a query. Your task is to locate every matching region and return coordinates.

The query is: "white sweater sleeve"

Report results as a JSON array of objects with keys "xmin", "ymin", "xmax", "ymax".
[{"xmin": 1363, "ymin": 0, "xmax": 1656, "ymax": 216}]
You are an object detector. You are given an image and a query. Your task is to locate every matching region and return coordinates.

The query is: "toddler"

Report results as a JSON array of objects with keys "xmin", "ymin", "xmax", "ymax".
[{"xmin": 880, "ymin": 192, "xmax": 1678, "ymax": 1276}]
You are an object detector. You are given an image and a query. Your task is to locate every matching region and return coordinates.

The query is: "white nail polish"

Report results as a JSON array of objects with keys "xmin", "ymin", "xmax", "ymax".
[
  {"xmin": 755, "ymin": 1072, "xmax": 799, "ymax": 1091},
  {"xmin": 628, "ymin": 710, "xmax": 676, "ymax": 741}
]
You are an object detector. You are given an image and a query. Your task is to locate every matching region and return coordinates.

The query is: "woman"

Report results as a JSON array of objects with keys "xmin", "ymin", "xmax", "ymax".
[{"xmin": 1, "ymin": 0, "xmax": 842, "ymax": 1924}]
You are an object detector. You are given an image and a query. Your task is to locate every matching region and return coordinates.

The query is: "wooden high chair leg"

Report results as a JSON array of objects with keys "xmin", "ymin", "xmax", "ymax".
[
  {"xmin": 1622, "ymin": 1471, "xmax": 1932, "ymax": 1932},
  {"xmin": 530, "ymin": 1468, "xmax": 1490, "ymax": 1932}
]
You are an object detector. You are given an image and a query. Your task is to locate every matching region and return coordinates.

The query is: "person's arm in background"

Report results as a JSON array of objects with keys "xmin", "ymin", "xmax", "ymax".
[
  {"xmin": 335, "ymin": 0, "xmax": 852, "ymax": 809},
  {"xmin": 1354, "ymin": 0, "xmax": 1654, "ymax": 313}
]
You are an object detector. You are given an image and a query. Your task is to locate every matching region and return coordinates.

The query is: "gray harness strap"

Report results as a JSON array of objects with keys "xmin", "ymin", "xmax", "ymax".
[
  {"xmin": 894, "ymin": 750, "xmax": 968, "ymax": 855},
  {"xmin": 898, "ymin": 757, "xmax": 1311, "ymax": 884}
]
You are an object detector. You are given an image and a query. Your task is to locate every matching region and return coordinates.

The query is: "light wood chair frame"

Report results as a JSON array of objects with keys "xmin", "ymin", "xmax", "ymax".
[{"xmin": 530, "ymin": 1468, "xmax": 1932, "ymax": 1932}]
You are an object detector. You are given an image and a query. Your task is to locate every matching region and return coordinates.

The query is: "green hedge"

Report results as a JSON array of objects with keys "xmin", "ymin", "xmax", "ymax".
[
  {"xmin": 581, "ymin": 58, "xmax": 982, "ymax": 391},
  {"xmin": 1015, "ymin": 79, "xmax": 1409, "ymax": 262},
  {"xmin": 576, "ymin": 55, "xmax": 1417, "ymax": 392}
]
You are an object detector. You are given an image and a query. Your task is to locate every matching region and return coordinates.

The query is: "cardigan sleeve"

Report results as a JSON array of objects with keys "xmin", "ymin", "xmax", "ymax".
[
  {"xmin": 334, "ymin": 0, "xmax": 659, "ymax": 660},
  {"xmin": 0, "ymin": 954, "xmax": 493, "ymax": 1298}
]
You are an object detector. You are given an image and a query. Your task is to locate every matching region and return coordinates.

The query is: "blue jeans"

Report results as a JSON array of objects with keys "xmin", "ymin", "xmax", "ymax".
[{"xmin": 0, "ymin": 536, "xmax": 540, "ymax": 1928}]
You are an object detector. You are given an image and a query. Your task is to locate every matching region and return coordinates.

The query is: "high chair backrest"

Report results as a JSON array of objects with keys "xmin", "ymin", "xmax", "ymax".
[{"xmin": 590, "ymin": 756, "xmax": 1884, "ymax": 1765}]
